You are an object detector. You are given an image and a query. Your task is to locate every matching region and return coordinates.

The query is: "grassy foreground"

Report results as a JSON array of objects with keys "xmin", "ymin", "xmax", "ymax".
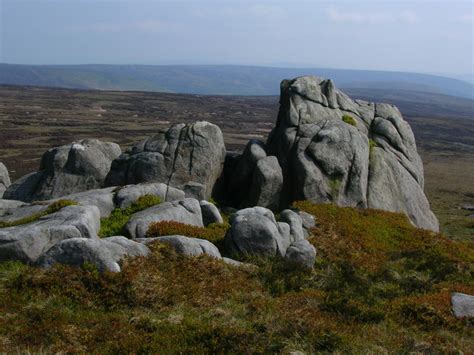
[{"xmin": 0, "ymin": 202, "xmax": 472, "ymax": 353}]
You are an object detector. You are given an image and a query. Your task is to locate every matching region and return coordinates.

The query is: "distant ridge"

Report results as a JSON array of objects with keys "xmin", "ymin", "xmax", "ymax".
[{"xmin": 1, "ymin": 63, "xmax": 473, "ymax": 99}]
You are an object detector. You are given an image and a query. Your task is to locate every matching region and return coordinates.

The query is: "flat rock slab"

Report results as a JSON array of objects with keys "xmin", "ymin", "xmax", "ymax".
[
  {"xmin": 37, "ymin": 236, "xmax": 150, "ymax": 273},
  {"xmin": 451, "ymin": 292, "xmax": 474, "ymax": 318},
  {"xmin": 0, "ymin": 205, "xmax": 100, "ymax": 263},
  {"xmin": 138, "ymin": 235, "xmax": 221, "ymax": 259},
  {"xmin": 115, "ymin": 182, "xmax": 185, "ymax": 209},
  {"xmin": 125, "ymin": 198, "xmax": 203, "ymax": 239}
]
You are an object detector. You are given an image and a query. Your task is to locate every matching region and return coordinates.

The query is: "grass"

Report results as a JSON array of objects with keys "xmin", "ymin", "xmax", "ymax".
[
  {"xmin": 0, "ymin": 200, "xmax": 77, "ymax": 228},
  {"xmin": 0, "ymin": 201, "xmax": 472, "ymax": 353},
  {"xmin": 99, "ymin": 195, "xmax": 162, "ymax": 237},
  {"xmin": 342, "ymin": 114, "xmax": 357, "ymax": 126}
]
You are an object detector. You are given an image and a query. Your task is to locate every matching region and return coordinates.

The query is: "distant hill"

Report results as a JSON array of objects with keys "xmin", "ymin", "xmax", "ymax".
[{"xmin": 1, "ymin": 64, "xmax": 473, "ymax": 99}]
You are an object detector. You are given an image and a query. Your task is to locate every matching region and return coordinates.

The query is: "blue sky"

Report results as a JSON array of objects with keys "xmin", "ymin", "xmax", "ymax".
[{"xmin": 1, "ymin": 0, "xmax": 473, "ymax": 75}]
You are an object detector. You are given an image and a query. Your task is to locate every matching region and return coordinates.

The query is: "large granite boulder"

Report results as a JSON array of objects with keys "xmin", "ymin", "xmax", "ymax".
[
  {"xmin": 0, "ymin": 162, "xmax": 10, "ymax": 198},
  {"xmin": 199, "ymin": 200, "xmax": 223, "ymax": 226},
  {"xmin": 105, "ymin": 121, "xmax": 226, "ymax": 200},
  {"xmin": 4, "ymin": 139, "xmax": 121, "ymax": 202},
  {"xmin": 266, "ymin": 76, "xmax": 438, "ymax": 231},
  {"xmin": 247, "ymin": 156, "xmax": 283, "ymax": 210},
  {"xmin": 0, "ymin": 205, "xmax": 100, "ymax": 263},
  {"xmin": 37, "ymin": 236, "xmax": 150, "ymax": 273},
  {"xmin": 125, "ymin": 198, "xmax": 203, "ymax": 239}
]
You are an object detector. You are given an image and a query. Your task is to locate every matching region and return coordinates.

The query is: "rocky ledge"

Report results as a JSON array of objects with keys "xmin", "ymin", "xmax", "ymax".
[{"xmin": 0, "ymin": 76, "xmax": 439, "ymax": 274}]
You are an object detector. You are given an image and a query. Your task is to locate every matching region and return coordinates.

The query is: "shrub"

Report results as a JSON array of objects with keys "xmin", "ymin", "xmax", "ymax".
[
  {"xmin": 0, "ymin": 199, "xmax": 77, "ymax": 228},
  {"xmin": 342, "ymin": 114, "xmax": 357, "ymax": 126},
  {"xmin": 146, "ymin": 220, "xmax": 229, "ymax": 244},
  {"xmin": 99, "ymin": 194, "xmax": 162, "ymax": 238}
]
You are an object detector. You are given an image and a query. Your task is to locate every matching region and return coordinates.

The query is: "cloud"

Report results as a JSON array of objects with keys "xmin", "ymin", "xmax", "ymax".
[{"xmin": 326, "ymin": 7, "xmax": 419, "ymax": 24}]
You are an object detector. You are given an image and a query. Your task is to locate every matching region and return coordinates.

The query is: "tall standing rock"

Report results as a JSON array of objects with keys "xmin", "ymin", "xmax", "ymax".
[
  {"xmin": 105, "ymin": 121, "xmax": 226, "ymax": 200},
  {"xmin": 0, "ymin": 162, "xmax": 10, "ymax": 198},
  {"xmin": 4, "ymin": 139, "xmax": 121, "ymax": 202},
  {"xmin": 266, "ymin": 76, "xmax": 438, "ymax": 231}
]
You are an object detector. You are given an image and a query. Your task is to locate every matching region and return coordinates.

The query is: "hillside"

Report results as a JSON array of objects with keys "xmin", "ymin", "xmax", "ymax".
[
  {"xmin": 0, "ymin": 202, "xmax": 472, "ymax": 353},
  {"xmin": 1, "ymin": 64, "xmax": 473, "ymax": 99}
]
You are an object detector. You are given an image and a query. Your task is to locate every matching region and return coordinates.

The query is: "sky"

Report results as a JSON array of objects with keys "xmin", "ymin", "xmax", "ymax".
[{"xmin": 0, "ymin": 0, "xmax": 473, "ymax": 75}]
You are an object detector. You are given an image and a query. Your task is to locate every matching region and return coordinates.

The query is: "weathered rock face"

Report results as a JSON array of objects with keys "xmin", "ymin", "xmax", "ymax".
[
  {"xmin": 451, "ymin": 292, "xmax": 474, "ymax": 319},
  {"xmin": 37, "ymin": 236, "xmax": 150, "ymax": 273},
  {"xmin": 199, "ymin": 200, "xmax": 223, "ymax": 226},
  {"xmin": 4, "ymin": 139, "xmax": 121, "ymax": 202},
  {"xmin": 0, "ymin": 205, "xmax": 100, "ymax": 263},
  {"xmin": 266, "ymin": 76, "xmax": 438, "ymax": 231},
  {"xmin": 0, "ymin": 162, "xmax": 10, "ymax": 198},
  {"xmin": 105, "ymin": 121, "xmax": 226, "ymax": 200},
  {"xmin": 115, "ymin": 182, "xmax": 185, "ymax": 209}
]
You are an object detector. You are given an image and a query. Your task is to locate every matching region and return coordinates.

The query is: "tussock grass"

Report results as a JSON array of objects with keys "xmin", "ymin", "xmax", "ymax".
[
  {"xmin": 99, "ymin": 195, "xmax": 162, "ymax": 237},
  {"xmin": 0, "ymin": 202, "xmax": 472, "ymax": 353},
  {"xmin": 342, "ymin": 114, "xmax": 357, "ymax": 126}
]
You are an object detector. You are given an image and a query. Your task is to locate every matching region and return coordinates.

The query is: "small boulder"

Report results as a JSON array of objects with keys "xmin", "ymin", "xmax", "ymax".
[
  {"xmin": 0, "ymin": 205, "xmax": 100, "ymax": 263},
  {"xmin": 0, "ymin": 162, "xmax": 11, "ymax": 198},
  {"xmin": 37, "ymin": 236, "xmax": 150, "ymax": 273},
  {"xmin": 125, "ymin": 198, "xmax": 203, "ymax": 239},
  {"xmin": 115, "ymin": 182, "xmax": 185, "ymax": 209},
  {"xmin": 4, "ymin": 139, "xmax": 121, "ymax": 202},
  {"xmin": 200, "ymin": 200, "xmax": 223, "ymax": 226},
  {"xmin": 225, "ymin": 207, "xmax": 291, "ymax": 258},
  {"xmin": 138, "ymin": 235, "xmax": 221, "ymax": 259},
  {"xmin": 451, "ymin": 292, "xmax": 474, "ymax": 319},
  {"xmin": 279, "ymin": 209, "xmax": 305, "ymax": 243},
  {"xmin": 284, "ymin": 239, "xmax": 316, "ymax": 269}
]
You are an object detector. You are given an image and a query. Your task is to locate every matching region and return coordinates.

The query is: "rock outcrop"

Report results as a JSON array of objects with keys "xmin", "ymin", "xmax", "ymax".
[
  {"xmin": 105, "ymin": 121, "xmax": 226, "ymax": 200},
  {"xmin": 115, "ymin": 183, "xmax": 185, "ymax": 209},
  {"xmin": 266, "ymin": 76, "xmax": 438, "ymax": 231},
  {"xmin": 0, "ymin": 163, "xmax": 10, "ymax": 198},
  {"xmin": 0, "ymin": 205, "xmax": 100, "ymax": 263},
  {"xmin": 4, "ymin": 139, "xmax": 121, "ymax": 202}
]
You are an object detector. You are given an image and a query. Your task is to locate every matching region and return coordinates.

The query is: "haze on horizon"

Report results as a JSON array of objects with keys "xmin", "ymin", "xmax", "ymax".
[{"xmin": 1, "ymin": 0, "xmax": 473, "ymax": 77}]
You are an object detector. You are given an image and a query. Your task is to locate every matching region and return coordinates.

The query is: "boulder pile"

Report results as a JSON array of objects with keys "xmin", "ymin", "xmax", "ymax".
[{"xmin": 0, "ymin": 76, "xmax": 439, "ymax": 272}]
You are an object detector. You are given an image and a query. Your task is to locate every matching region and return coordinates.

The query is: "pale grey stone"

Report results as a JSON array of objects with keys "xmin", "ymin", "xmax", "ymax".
[
  {"xmin": 0, "ymin": 162, "xmax": 10, "ymax": 198},
  {"xmin": 225, "ymin": 207, "xmax": 291, "ymax": 258},
  {"xmin": 279, "ymin": 209, "xmax": 305, "ymax": 243},
  {"xmin": 247, "ymin": 156, "xmax": 283, "ymax": 210},
  {"xmin": 284, "ymin": 239, "xmax": 316, "ymax": 269},
  {"xmin": 4, "ymin": 139, "xmax": 121, "ymax": 202},
  {"xmin": 0, "ymin": 205, "xmax": 100, "ymax": 263},
  {"xmin": 37, "ymin": 236, "xmax": 150, "ymax": 273},
  {"xmin": 266, "ymin": 76, "xmax": 438, "ymax": 231},
  {"xmin": 451, "ymin": 292, "xmax": 474, "ymax": 319},
  {"xmin": 106, "ymin": 121, "xmax": 226, "ymax": 200},
  {"xmin": 200, "ymin": 200, "xmax": 223, "ymax": 226},
  {"xmin": 115, "ymin": 182, "xmax": 185, "ymax": 209}
]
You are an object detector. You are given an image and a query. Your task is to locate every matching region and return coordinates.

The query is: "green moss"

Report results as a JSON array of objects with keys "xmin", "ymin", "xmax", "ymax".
[
  {"xmin": 342, "ymin": 114, "xmax": 357, "ymax": 126},
  {"xmin": 0, "ymin": 199, "xmax": 77, "ymax": 228},
  {"xmin": 99, "ymin": 194, "xmax": 162, "ymax": 238},
  {"xmin": 328, "ymin": 177, "xmax": 342, "ymax": 198}
]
